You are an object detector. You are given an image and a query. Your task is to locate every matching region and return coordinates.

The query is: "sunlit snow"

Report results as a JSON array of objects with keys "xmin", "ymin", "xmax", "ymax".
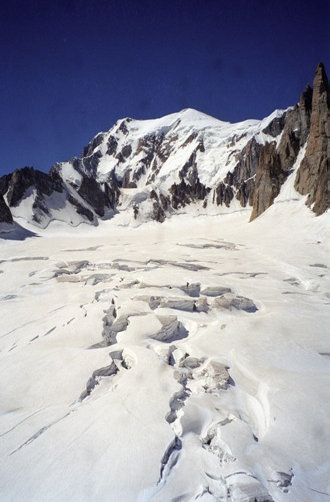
[{"xmin": 0, "ymin": 193, "xmax": 329, "ymax": 501}]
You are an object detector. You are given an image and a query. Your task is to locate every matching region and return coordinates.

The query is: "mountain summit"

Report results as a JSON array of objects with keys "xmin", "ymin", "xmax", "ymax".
[{"xmin": 0, "ymin": 64, "xmax": 328, "ymax": 231}]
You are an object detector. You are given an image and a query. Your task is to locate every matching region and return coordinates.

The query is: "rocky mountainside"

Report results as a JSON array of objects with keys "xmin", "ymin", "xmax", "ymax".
[{"xmin": 0, "ymin": 63, "xmax": 328, "ymax": 229}]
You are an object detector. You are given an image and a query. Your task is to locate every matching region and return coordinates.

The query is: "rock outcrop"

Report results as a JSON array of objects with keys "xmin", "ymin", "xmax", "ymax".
[
  {"xmin": 3, "ymin": 167, "xmax": 62, "ymax": 208},
  {"xmin": 251, "ymin": 63, "xmax": 329, "ymax": 220},
  {"xmin": 294, "ymin": 63, "xmax": 329, "ymax": 215},
  {"xmin": 0, "ymin": 167, "xmax": 65, "ymax": 224},
  {"xmin": 77, "ymin": 176, "xmax": 109, "ymax": 217},
  {"xmin": 250, "ymin": 143, "xmax": 288, "ymax": 220},
  {"xmin": 0, "ymin": 193, "xmax": 13, "ymax": 223},
  {"xmin": 224, "ymin": 138, "xmax": 261, "ymax": 207}
]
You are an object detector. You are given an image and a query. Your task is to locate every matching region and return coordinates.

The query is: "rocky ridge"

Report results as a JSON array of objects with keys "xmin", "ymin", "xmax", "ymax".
[
  {"xmin": 294, "ymin": 63, "xmax": 329, "ymax": 215},
  {"xmin": 251, "ymin": 63, "xmax": 329, "ymax": 220},
  {"xmin": 0, "ymin": 64, "xmax": 328, "ymax": 228}
]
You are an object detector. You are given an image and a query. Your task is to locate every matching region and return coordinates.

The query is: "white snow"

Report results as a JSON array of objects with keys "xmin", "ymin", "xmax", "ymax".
[
  {"xmin": 0, "ymin": 196, "xmax": 329, "ymax": 501},
  {"xmin": 9, "ymin": 186, "xmax": 36, "ymax": 220},
  {"xmin": 59, "ymin": 162, "xmax": 83, "ymax": 188},
  {"xmin": 91, "ymin": 107, "xmax": 288, "ymax": 188}
]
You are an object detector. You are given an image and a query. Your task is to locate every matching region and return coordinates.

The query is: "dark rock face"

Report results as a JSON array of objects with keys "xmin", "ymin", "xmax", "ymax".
[
  {"xmin": 4, "ymin": 167, "xmax": 63, "ymax": 208},
  {"xmin": 262, "ymin": 112, "xmax": 287, "ymax": 137},
  {"xmin": 0, "ymin": 174, "xmax": 11, "ymax": 196},
  {"xmin": 236, "ymin": 178, "xmax": 255, "ymax": 207},
  {"xmin": 76, "ymin": 166, "xmax": 122, "ymax": 218},
  {"xmin": 152, "ymin": 201, "xmax": 166, "ymax": 222},
  {"xmin": 276, "ymin": 109, "xmax": 301, "ymax": 170},
  {"xmin": 135, "ymin": 132, "xmax": 173, "ymax": 185},
  {"xmin": 298, "ymin": 85, "xmax": 313, "ymax": 145},
  {"xmin": 51, "ymin": 159, "xmax": 121, "ymax": 222},
  {"xmin": 169, "ymin": 152, "xmax": 210, "ymax": 211},
  {"xmin": 70, "ymin": 151, "xmax": 102, "ymax": 177},
  {"xmin": 224, "ymin": 138, "xmax": 262, "ymax": 207},
  {"xmin": 67, "ymin": 195, "xmax": 95, "ymax": 222},
  {"xmin": 250, "ymin": 143, "xmax": 288, "ymax": 220},
  {"xmin": 0, "ymin": 194, "xmax": 13, "ymax": 223},
  {"xmin": 214, "ymin": 182, "xmax": 234, "ymax": 207},
  {"xmin": 294, "ymin": 63, "xmax": 329, "ymax": 215},
  {"xmin": 104, "ymin": 171, "xmax": 121, "ymax": 210},
  {"xmin": 170, "ymin": 173, "xmax": 210, "ymax": 210},
  {"xmin": 229, "ymin": 138, "xmax": 261, "ymax": 185},
  {"xmin": 0, "ymin": 167, "xmax": 64, "ymax": 224},
  {"xmin": 150, "ymin": 189, "xmax": 169, "ymax": 222},
  {"xmin": 82, "ymin": 132, "xmax": 105, "ymax": 157},
  {"xmin": 82, "ymin": 151, "xmax": 103, "ymax": 175},
  {"xmin": 78, "ymin": 175, "xmax": 108, "ymax": 217},
  {"xmin": 121, "ymin": 144, "xmax": 132, "ymax": 159},
  {"xmin": 121, "ymin": 169, "xmax": 136, "ymax": 188},
  {"xmin": 178, "ymin": 145, "xmax": 205, "ymax": 182},
  {"xmin": 116, "ymin": 144, "xmax": 132, "ymax": 163},
  {"xmin": 275, "ymin": 92, "xmax": 313, "ymax": 173},
  {"xmin": 118, "ymin": 119, "xmax": 131, "ymax": 135},
  {"xmin": 106, "ymin": 135, "xmax": 118, "ymax": 156}
]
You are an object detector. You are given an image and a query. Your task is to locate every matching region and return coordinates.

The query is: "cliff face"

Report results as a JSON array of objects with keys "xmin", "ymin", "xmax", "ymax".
[
  {"xmin": 251, "ymin": 63, "xmax": 329, "ymax": 221},
  {"xmin": 250, "ymin": 142, "xmax": 287, "ymax": 221},
  {"xmin": 0, "ymin": 64, "xmax": 328, "ymax": 229},
  {"xmin": 0, "ymin": 194, "xmax": 13, "ymax": 223},
  {"xmin": 294, "ymin": 63, "xmax": 329, "ymax": 215}
]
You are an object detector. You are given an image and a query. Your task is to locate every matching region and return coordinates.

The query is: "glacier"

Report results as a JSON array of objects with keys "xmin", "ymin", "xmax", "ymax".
[{"xmin": 0, "ymin": 197, "xmax": 329, "ymax": 501}]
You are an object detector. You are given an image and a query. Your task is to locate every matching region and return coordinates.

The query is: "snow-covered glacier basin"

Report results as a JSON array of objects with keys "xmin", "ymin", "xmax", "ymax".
[{"xmin": 0, "ymin": 202, "xmax": 329, "ymax": 502}]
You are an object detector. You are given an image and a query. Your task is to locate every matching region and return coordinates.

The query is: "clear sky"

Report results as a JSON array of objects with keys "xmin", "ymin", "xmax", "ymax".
[{"xmin": 0, "ymin": 0, "xmax": 329, "ymax": 176}]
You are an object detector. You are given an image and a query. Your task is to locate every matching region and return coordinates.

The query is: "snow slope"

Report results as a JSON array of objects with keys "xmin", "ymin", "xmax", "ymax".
[
  {"xmin": 86, "ymin": 107, "xmax": 284, "ymax": 187},
  {"xmin": 0, "ymin": 196, "xmax": 329, "ymax": 501}
]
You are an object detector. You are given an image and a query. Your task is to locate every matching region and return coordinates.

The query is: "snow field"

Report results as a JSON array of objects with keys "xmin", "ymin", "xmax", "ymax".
[{"xmin": 0, "ymin": 201, "xmax": 329, "ymax": 501}]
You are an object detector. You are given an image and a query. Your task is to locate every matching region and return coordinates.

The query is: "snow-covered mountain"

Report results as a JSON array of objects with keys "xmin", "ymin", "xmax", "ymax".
[
  {"xmin": 0, "ymin": 63, "xmax": 328, "ymax": 231},
  {"xmin": 0, "ymin": 64, "xmax": 329, "ymax": 502}
]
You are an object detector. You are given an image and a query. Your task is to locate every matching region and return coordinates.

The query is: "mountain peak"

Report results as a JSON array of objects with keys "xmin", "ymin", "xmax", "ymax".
[
  {"xmin": 316, "ymin": 61, "xmax": 326, "ymax": 73},
  {"xmin": 313, "ymin": 61, "xmax": 329, "ymax": 95},
  {"xmin": 0, "ymin": 64, "xmax": 328, "ymax": 229}
]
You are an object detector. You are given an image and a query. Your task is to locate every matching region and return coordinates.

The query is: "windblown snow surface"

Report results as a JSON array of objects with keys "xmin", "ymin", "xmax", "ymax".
[{"xmin": 0, "ymin": 191, "xmax": 329, "ymax": 501}]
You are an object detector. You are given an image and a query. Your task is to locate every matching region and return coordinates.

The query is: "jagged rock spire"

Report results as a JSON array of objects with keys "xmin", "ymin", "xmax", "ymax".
[
  {"xmin": 294, "ymin": 62, "xmax": 329, "ymax": 214},
  {"xmin": 250, "ymin": 62, "xmax": 329, "ymax": 221}
]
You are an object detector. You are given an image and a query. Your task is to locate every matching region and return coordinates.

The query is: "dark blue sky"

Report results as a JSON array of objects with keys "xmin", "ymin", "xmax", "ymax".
[{"xmin": 0, "ymin": 0, "xmax": 329, "ymax": 176}]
